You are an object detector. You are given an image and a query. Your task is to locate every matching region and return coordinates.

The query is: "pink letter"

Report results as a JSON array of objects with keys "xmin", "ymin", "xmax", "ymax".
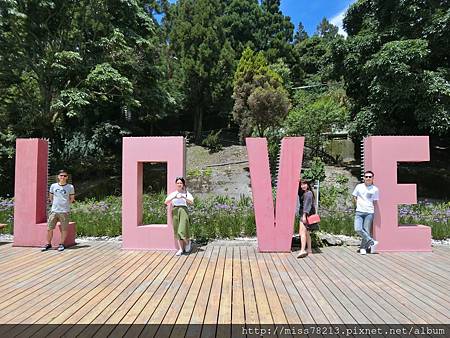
[
  {"xmin": 122, "ymin": 137, "xmax": 185, "ymax": 250},
  {"xmin": 246, "ymin": 137, "xmax": 304, "ymax": 252},
  {"xmin": 13, "ymin": 139, "xmax": 76, "ymax": 247},
  {"xmin": 364, "ymin": 136, "xmax": 431, "ymax": 252}
]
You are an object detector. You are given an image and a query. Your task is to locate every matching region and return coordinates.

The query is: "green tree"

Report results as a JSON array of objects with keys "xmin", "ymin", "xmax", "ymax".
[
  {"xmin": 291, "ymin": 19, "xmax": 343, "ymax": 85},
  {"xmin": 222, "ymin": 0, "xmax": 262, "ymax": 57},
  {"xmin": 232, "ymin": 47, "xmax": 290, "ymax": 138},
  {"xmin": 166, "ymin": 0, "xmax": 234, "ymax": 142},
  {"xmin": 339, "ymin": 0, "xmax": 450, "ymax": 138},
  {"xmin": 0, "ymin": 0, "xmax": 177, "ymax": 190},
  {"xmin": 285, "ymin": 87, "xmax": 349, "ymax": 157},
  {"xmin": 269, "ymin": 58, "xmax": 293, "ymax": 92},
  {"xmin": 293, "ymin": 22, "xmax": 308, "ymax": 44},
  {"xmin": 316, "ymin": 17, "xmax": 339, "ymax": 39},
  {"xmin": 258, "ymin": 0, "xmax": 295, "ymax": 63}
]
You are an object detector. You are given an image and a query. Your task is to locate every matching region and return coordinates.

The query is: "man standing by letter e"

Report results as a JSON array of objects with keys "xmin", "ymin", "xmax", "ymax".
[{"xmin": 352, "ymin": 170, "xmax": 379, "ymax": 254}]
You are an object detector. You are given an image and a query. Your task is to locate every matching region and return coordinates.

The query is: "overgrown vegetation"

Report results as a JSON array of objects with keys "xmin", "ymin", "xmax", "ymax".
[
  {"xmin": 1, "ymin": 1, "xmax": 448, "ymax": 196},
  {"xmin": 1, "ymin": 195, "xmax": 448, "ymax": 240}
]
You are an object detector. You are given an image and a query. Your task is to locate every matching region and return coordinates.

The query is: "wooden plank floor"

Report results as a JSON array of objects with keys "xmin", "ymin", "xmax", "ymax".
[{"xmin": 0, "ymin": 241, "xmax": 449, "ymax": 337}]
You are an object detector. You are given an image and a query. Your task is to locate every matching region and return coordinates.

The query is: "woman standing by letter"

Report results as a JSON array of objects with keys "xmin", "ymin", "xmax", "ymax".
[
  {"xmin": 297, "ymin": 180, "xmax": 316, "ymax": 258},
  {"xmin": 165, "ymin": 177, "xmax": 194, "ymax": 256}
]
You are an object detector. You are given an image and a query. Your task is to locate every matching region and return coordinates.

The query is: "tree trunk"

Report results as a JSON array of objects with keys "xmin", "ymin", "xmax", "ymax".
[
  {"xmin": 40, "ymin": 77, "xmax": 54, "ymax": 139},
  {"xmin": 194, "ymin": 105, "xmax": 203, "ymax": 144}
]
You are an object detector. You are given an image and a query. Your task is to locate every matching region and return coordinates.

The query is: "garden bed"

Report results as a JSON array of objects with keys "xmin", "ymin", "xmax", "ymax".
[{"xmin": 0, "ymin": 195, "xmax": 448, "ymax": 241}]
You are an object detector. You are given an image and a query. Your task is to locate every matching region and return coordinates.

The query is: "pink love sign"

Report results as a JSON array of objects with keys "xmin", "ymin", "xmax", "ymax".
[{"xmin": 12, "ymin": 136, "xmax": 431, "ymax": 252}]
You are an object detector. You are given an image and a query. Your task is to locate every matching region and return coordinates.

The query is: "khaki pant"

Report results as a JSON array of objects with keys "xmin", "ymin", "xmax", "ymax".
[{"xmin": 48, "ymin": 212, "xmax": 70, "ymax": 230}]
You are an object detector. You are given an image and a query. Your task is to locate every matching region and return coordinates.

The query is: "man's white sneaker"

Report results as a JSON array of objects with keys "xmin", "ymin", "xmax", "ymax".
[
  {"xmin": 185, "ymin": 240, "xmax": 191, "ymax": 253},
  {"xmin": 360, "ymin": 248, "xmax": 367, "ymax": 255},
  {"xmin": 370, "ymin": 240, "xmax": 379, "ymax": 254},
  {"xmin": 175, "ymin": 249, "xmax": 183, "ymax": 256}
]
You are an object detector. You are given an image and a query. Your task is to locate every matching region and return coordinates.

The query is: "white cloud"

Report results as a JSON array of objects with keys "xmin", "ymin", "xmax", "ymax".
[{"xmin": 329, "ymin": 7, "xmax": 349, "ymax": 37}]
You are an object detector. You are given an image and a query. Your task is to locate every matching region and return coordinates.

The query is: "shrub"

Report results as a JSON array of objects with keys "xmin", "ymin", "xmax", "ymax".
[
  {"xmin": 0, "ymin": 195, "xmax": 448, "ymax": 241},
  {"xmin": 202, "ymin": 130, "xmax": 223, "ymax": 153}
]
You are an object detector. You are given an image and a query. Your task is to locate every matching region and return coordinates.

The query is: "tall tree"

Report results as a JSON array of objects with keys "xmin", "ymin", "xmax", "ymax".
[
  {"xmin": 232, "ymin": 47, "xmax": 290, "ymax": 138},
  {"xmin": 338, "ymin": 0, "xmax": 450, "ymax": 138},
  {"xmin": 0, "ymin": 0, "xmax": 176, "ymax": 188},
  {"xmin": 258, "ymin": 0, "xmax": 295, "ymax": 63},
  {"xmin": 293, "ymin": 22, "xmax": 308, "ymax": 44},
  {"xmin": 222, "ymin": 0, "xmax": 262, "ymax": 57},
  {"xmin": 316, "ymin": 17, "xmax": 339, "ymax": 39},
  {"xmin": 166, "ymin": 0, "xmax": 234, "ymax": 142},
  {"xmin": 291, "ymin": 19, "xmax": 342, "ymax": 85},
  {"xmin": 285, "ymin": 87, "xmax": 349, "ymax": 157}
]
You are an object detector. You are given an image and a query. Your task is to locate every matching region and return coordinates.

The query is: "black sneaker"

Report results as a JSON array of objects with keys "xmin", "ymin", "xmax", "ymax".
[
  {"xmin": 41, "ymin": 244, "xmax": 52, "ymax": 252},
  {"xmin": 57, "ymin": 244, "xmax": 65, "ymax": 252}
]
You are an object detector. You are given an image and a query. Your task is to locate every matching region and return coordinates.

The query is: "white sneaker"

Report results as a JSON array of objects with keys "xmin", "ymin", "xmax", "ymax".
[
  {"xmin": 185, "ymin": 240, "xmax": 191, "ymax": 253},
  {"xmin": 360, "ymin": 248, "xmax": 367, "ymax": 255},
  {"xmin": 370, "ymin": 240, "xmax": 379, "ymax": 254},
  {"xmin": 175, "ymin": 249, "xmax": 183, "ymax": 256}
]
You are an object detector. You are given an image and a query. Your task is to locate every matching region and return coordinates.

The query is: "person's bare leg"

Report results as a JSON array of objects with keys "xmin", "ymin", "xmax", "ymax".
[
  {"xmin": 46, "ymin": 229, "xmax": 53, "ymax": 245},
  {"xmin": 297, "ymin": 222, "xmax": 308, "ymax": 258},
  {"xmin": 61, "ymin": 229, "xmax": 68, "ymax": 245},
  {"xmin": 306, "ymin": 231, "xmax": 312, "ymax": 254},
  {"xmin": 175, "ymin": 239, "xmax": 184, "ymax": 256},
  {"xmin": 300, "ymin": 222, "xmax": 307, "ymax": 252},
  {"xmin": 179, "ymin": 239, "xmax": 185, "ymax": 250},
  {"xmin": 185, "ymin": 238, "xmax": 191, "ymax": 253}
]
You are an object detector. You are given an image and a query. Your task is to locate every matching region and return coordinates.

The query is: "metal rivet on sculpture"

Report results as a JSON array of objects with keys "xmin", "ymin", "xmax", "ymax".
[
  {"xmin": 13, "ymin": 139, "xmax": 76, "ymax": 247},
  {"xmin": 364, "ymin": 136, "xmax": 431, "ymax": 252},
  {"xmin": 121, "ymin": 137, "xmax": 185, "ymax": 250}
]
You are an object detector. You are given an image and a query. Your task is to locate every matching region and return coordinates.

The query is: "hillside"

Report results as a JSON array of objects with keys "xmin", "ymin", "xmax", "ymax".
[{"xmin": 186, "ymin": 145, "xmax": 360, "ymax": 200}]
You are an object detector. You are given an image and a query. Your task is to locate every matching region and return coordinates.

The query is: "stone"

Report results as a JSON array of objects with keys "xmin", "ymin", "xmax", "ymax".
[
  {"xmin": 318, "ymin": 233, "xmax": 342, "ymax": 246},
  {"xmin": 341, "ymin": 237, "xmax": 361, "ymax": 246}
]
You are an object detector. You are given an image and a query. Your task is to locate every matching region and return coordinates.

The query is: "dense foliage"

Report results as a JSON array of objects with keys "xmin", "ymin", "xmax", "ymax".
[
  {"xmin": 0, "ymin": 0, "xmax": 448, "ymax": 196},
  {"xmin": 337, "ymin": 0, "xmax": 450, "ymax": 138}
]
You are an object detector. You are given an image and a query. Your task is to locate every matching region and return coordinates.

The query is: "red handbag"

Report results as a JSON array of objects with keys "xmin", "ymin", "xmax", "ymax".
[{"xmin": 307, "ymin": 214, "xmax": 321, "ymax": 224}]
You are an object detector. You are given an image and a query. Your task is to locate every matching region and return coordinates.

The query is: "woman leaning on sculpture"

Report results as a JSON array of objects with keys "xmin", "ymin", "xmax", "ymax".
[
  {"xmin": 165, "ymin": 176, "xmax": 194, "ymax": 256},
  {"xmin": 297, "ymin": 179, "xmax": 316, "ymax": 258}
]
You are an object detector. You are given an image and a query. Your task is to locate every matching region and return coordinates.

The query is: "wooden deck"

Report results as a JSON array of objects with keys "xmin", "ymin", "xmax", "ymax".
[{"xmin": 0, "ymin": 241, "xmax": 449, "ymax": 337}]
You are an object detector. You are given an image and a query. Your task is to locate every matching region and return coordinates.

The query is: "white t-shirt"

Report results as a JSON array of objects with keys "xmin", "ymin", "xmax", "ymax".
[
  {"xmin": 49, "ymin": 183, "xmax": 75, "ymax": 213},
  {"xmin": 165, "ymin": 190, "xmax": 194, "ymax": 207},
  {"xmin": 352, "ymin": 183, "xmax": 379, "ymax": 213}
]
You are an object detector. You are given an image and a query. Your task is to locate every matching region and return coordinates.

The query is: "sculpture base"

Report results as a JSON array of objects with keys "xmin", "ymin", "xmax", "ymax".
[{"xmin": 13, "ymin": 222, "xmax": 76, "ymax": 248}]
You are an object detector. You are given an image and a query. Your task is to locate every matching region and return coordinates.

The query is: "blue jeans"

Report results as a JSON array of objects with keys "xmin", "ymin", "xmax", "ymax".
[{"xmin": 354, "ymin": 211, "xmax": 374, "ymax": 249}]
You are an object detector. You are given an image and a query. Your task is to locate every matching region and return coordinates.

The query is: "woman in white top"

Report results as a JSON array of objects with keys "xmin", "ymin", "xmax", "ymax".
[{"xmin": 165, "ymin": 177, "xmax": 194, "ymax": 256}]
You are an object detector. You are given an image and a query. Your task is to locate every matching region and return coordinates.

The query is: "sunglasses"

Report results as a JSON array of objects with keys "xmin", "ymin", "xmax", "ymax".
[
  {"xmin": 59, "ymin": 174, "xmax": 68, "ymax": 177},
  {"xmin": 364, "ymin": 175, "xmax": 373, "ymax": 178}
]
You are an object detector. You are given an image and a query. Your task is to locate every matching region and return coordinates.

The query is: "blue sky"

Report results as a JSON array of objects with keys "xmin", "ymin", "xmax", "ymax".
[
  {"xmin": 280, "ymin": 0, "xmax": 356, "ymax": 36},
  {"xmin": 166, "ymin": 0, "xmax": 356, "ymax": 37}
]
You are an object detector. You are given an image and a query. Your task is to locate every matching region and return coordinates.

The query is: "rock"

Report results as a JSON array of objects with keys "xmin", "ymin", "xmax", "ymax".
[
  {"xmin": 343, "ymin": 238, "xmax": 361, "ymax": 246},
  {"xmin": 318, "ymin": 233, "xmax": 343, "ymax": 246},
  {"xmin": 335, "ymin": 235, "xmax": 361, "ymax": 246},
  {"xmin": 432, "ymin": 238, "xmax": 450, "ymax": 246},
  {"xmin": 207, "ymin": 237, "xmax": 258, "ymax": 247},
  {"xmin": 0, "ymin": 233, "xmax": 13, "ymax": 242}
]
